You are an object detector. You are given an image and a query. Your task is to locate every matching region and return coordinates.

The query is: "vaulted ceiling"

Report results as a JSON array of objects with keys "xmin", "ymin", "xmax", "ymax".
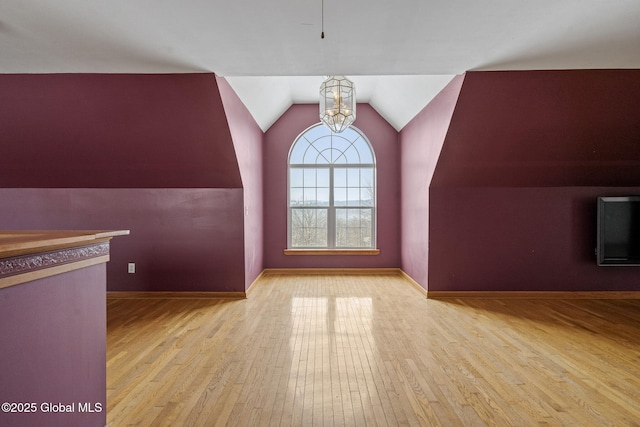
[{"xmin": 2, "ymin": 1, "xmax": 640, "ymax": 131}]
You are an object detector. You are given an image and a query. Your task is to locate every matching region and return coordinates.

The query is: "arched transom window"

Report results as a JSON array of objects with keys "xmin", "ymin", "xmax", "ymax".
[{"xmin": 288, "ymin": 124, "xmax": 376, "ymax": 249}]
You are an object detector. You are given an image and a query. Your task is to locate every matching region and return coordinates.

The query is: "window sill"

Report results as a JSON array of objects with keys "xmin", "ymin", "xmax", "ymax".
[{"xmin": 284, "ymin": 249, "xmax": 380, "ymax": 256}]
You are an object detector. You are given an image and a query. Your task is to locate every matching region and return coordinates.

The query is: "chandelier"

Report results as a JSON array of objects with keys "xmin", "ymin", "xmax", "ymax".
[{"xmin": 319, "ymin": 76, "xmax": 356, "ymax": 133}]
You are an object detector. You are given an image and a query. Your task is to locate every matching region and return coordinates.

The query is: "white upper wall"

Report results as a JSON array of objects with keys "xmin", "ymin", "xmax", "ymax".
[{"xmin": 224, "ymin": 75, "xmax": 456, "ymax": 132}]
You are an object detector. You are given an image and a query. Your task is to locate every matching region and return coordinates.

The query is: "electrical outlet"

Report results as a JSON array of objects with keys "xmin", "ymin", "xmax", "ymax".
[{"xmin": 128, "ymin": 263, "xmax": 136, "ymax": 274}]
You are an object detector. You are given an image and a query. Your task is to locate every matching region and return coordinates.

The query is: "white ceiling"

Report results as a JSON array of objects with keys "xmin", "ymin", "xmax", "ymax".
[{"xmin": 1, "ymin": 0, "xmax": 640, "ymax": 131}]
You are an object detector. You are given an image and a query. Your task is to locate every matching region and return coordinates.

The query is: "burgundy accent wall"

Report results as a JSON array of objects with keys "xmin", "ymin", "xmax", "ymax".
[
  {"xmin": 0, "ymin": 265, "xmax": 107, "ymax": 427},
  {"xmin": 217, "ymin": 76, "xmax": 264, "ymax": 290},
  {"xmin": 433, "ymin": 70, "xmax": 640, "ymax": 188},
  {"xmin": 0, "ymin": 74, "xmax": 242, "ymax": 188},
  {"xmin": 430, "ymin": 186, "xmax": 640, "ymax": 291},
  {"xmin": 428, "ymin": 70, "xmax": 640, "ymax": 291},
  {"xmin": 0, "ymin": 189, "xmax": 245, "ymax": 292},
  {"xmin": 263, "ymin": 104, "xmax": 400, "ymax": 268},
  {"xmin": 0, "ymin": 73, "xmax": 247, "ymax": 292},
  {"xmin": 399, "ymin": 76, "xmax": 465, "ymax": 290}
]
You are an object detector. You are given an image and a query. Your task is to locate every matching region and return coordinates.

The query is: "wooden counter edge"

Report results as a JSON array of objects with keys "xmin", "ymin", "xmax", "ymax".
[{"xmin": 0, "ymin": 230, "xmax": 130, "ymax": 259}]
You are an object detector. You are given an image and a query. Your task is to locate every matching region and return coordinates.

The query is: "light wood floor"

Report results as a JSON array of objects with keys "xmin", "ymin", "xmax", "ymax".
[{"xmin": 107, "ymin": 273, "xmax": 640, "ymax": 426}]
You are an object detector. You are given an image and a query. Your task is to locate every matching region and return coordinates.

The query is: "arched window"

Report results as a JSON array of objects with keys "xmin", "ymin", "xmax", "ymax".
[{"xmin": 288, "ymin": 124, "xmax": 376, "ymax": 249}]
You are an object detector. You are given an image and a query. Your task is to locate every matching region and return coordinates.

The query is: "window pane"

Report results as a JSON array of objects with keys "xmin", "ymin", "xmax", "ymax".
[
  {"xmin": 335, "ymin": 208, "xmax": 372, "ymax": 247},
  {"xmin": 354, "ymin": 139, "xmax": 374, "ymax": 163},
  {"xmin": 347, "ymin": 169, "xmax": 360, "ymax": 187},
  {"xmin": 317, "ymin": 169, "xmax": 330, "ymax": 187},
  {"xmin": 334, "ymin": 187, "xmax": 347, "ymax": 206},
  {"xmin": 303, "ymin": 125, "xmax": 327, "ymax": 145},
  {"xmin": 335, "ymin": 209, "xmax": 346, "ymax": 246},
  {"xmin": 303, "ymin": 168, "xmax": 316, "ymax": 187},
  {"xmin": 304, "ymin": 143, "xmax": 327, "ymax": 164},
  {"xmin": 314, "ymin": 154, "xmax": 330, "ymax": 164},
  {"xmin": 361, "ymin": 188, "xmax": 373, "ymax": 206},
  {"xmin": 331, "ymin": 136, "xmax": 351, "ymax": 153},
  {"xmin": 309, "ymin": 139, "xmax": 332, "ymax": 160},
  {"xmin": 343, "ymin": 145, "xmax": 360, "ymax": 163},
  {"xmin": 290, "ymin": 141, "xmax": 308, "ymax": 164},
  {"xmin": 304, "ymin": 188, "xmax": 316, "ymax": 205},
  {"xmin": 361, "ymin": 210, "xmax": 372, "ymax": 247},
  {"xmin": 290, "ymin": 188, "xmax": 303, "ymax": 206},
  {"xmin": 328, "ymin": 148, "xmax": 342, "ymax": 164},
  {"xmin": 333, "ymin": 155, "xmax": 347, "ymax": 164},
  {"xmin": 334, "ymin": 168, "xmax": 347, "ymax": 187},
  {"xmin": 347, "ymin": 188, "xmax": 360, "ymax": 206},
  {"xmin": 361, "ymin": 168, "xmax": 374, "ymax": 187},
  {"xmin": 291, "ymin": 208, "xmax": 327, "ymax": 247},
  {"xmin": 290, "ymin": 168, "xmax": 303, "ymax": 187},
  {"xmin": 317, "ymin": 188, "xmax": 330, "ymax": 205}
]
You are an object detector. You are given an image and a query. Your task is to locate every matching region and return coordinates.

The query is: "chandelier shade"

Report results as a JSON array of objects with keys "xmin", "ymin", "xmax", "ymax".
[{"xmin": 319, "ymin": 76, "xmax": 356, "ymax": 133}]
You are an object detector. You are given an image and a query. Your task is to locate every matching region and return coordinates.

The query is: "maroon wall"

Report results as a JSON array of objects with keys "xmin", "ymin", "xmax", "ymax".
[
  {"xmin": 429, "ymin": 70, "xmax": 640, "ymax": 291},
  {"xmin": 263, "ymin": 104, "xmax": 401, "ymax": 268},
  {"xmin": 430, "ymin": 186, "xmax": 640, "ymax": 291},
  {"xmin": 433, "ymin": 70, "xmax": 640, "ymax": 187},
  {"xmin": 0, "ymin": 265, "xmax": 107, "ymax": 427},
  {"xmin": 0, "ymin": 74, "xmax": 241, "ymax": 188},
  {"xmin": 399, "ymin": 76, "xmax": 465, "ymax": 289},
  {"xmin": 0, "ymin": 74, "xmax": 247, "ymax": 292},
  {"xmin": 0, "ymin": 189, "xmax": 245, "ymax": 292},
  {"xmin": 217, "ymin": 76, "xmax": 265, "ymax": 290}
]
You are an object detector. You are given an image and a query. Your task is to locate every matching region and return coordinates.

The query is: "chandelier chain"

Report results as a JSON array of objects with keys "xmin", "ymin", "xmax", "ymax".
[{"xmin": 321, "ymin": 0, "xmax": 324, "ymax": 39}]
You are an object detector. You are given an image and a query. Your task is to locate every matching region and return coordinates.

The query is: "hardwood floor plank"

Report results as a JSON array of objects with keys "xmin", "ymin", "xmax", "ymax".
[{"xmin": 107, "ymin": 273, "xmax": 640, "ymax": 426}]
